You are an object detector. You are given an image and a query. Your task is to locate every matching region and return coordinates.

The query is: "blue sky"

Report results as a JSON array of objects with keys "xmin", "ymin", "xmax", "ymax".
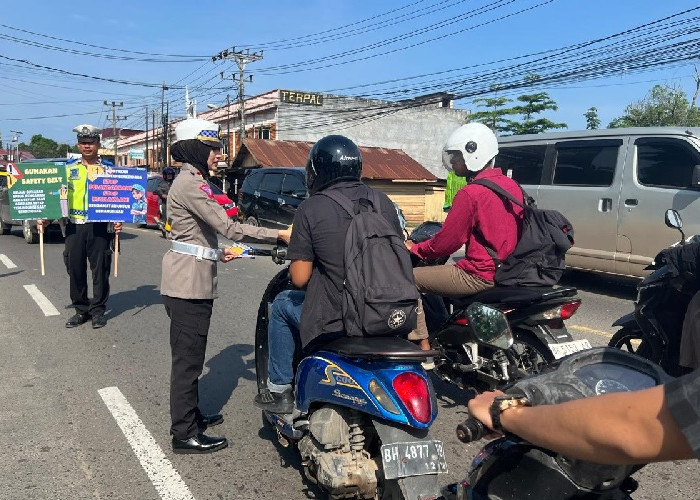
[{"xmin": 1, "ymin": 0, "xmax": 699, "ymax": 145}]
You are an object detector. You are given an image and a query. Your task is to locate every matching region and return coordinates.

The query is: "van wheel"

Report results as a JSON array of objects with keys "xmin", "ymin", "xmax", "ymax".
[
  {"xmin": 0, "ymin": 218, "xmax": 10, "ymax": 235},
  {"xmin": 245, "ymin": 216, "xmax": 259, "ymax": 227},
  {"xmin": 23, "ymin": 220, "xmax": 39, "ymax": 244}
]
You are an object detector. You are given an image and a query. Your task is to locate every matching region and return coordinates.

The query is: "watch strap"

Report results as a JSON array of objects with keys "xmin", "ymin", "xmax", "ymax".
[{"xmin": 489, "ymin": 396, "xmax": 530, "ymax": 433}]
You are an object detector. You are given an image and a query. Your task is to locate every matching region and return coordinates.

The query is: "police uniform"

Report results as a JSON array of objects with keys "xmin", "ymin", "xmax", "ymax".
[
  {"xmin": 63, "ymin": 125, "xmax": 115, "ymax": 328},
  {"xmin": 162, "ymin": 119, "xmax": 279, "ymax": 448}
]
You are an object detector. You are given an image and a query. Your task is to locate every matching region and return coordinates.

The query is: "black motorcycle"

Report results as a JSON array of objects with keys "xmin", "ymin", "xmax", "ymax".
[
  {"xmin": 610, "ymin": 209, "xmax": 699, "ymax": 377},
  {"xmin": 449, "ymin": 303, "xmax": 671, "ymax": 500},
  {"xmin": 409, "ymin": 222, "xmax": 586, "ymax": 394}
]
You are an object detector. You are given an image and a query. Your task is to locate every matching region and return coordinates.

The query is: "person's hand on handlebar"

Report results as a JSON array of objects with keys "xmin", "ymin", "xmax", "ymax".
[
  {"xmin": 468, "ymin": 390, "xmax": 506, "ymax": 437},
  {"xmin": 278, "ymin": 228, "xmax": 291, "ymax": 245},
  {"xmin": 404, "ymin": 240, "xmax": 415, "ymax": 251}
]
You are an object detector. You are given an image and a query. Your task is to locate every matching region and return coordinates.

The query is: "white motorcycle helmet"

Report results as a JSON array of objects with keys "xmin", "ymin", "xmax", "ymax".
[
  {"xmin": 442, "ymin": 122, "xmax": 499, "ymax": 174},
  {"xmin": 173, "ymin": 118, "xmax": 223, "ymax": 148}
]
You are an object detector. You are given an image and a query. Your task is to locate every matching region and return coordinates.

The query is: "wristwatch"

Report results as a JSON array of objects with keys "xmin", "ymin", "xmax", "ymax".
[{"xmin": 489, "ymin": 395, "xmax": 530, "ymax": 433}]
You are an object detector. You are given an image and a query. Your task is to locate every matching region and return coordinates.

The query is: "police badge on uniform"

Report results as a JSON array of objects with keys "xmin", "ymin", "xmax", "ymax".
[{"xmin": 69, "ymin": 168, "xmax": 80, "ymax": 180}]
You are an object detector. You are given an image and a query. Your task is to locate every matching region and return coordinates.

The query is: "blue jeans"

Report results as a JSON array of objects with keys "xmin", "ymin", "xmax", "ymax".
[{"xmin": 267, "ymin": 290, "xmax": 305, "ymax": 393}]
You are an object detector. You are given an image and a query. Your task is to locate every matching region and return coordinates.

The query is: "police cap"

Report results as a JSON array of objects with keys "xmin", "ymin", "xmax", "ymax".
[{"xmin": 73, "ymin": 124, "xmax": 101, "ymax": 144}]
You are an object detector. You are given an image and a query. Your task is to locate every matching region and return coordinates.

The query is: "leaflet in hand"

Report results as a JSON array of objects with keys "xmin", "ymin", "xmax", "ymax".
[{"xmin": 226, "ymin": 242, "xmax": 255, "ymax": 258}]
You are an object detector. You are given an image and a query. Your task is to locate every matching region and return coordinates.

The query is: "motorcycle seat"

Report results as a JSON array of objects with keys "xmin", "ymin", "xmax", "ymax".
[
  {"xmin": 319, "ymin": 336, "xmax": 438, "ymax": 360},
  {"xmin": 449, "ymin": 285, "xmax": 578, "ymax": 308}
]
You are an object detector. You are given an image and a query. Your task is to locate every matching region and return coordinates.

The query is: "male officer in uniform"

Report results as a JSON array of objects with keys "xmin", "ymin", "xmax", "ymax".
[
  {"xmin": 41, "ymin": 125, "xmax": 122, "ymax": 329},
  {"xmin": 161, "ymin": 118, "xmax": 290, "ymax": 453}
]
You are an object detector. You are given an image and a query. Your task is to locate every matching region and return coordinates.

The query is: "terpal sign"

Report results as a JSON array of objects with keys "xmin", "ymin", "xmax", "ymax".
[{"xmin": 279, "ymin": 90, "xmax": 324, "ymax": 106}]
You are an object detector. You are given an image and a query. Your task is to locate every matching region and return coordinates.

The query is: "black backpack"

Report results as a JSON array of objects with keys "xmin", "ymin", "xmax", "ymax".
[
  {"xmin": 319, "ymin": 190, "xmax": 418, "ymax": 337},
  {"xmin": 472, "ymin": 179, "xmax": 575, "ymax": 287}
]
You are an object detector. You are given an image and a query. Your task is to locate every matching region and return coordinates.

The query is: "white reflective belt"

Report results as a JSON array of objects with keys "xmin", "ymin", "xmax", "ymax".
[{"xmin": 170, "ymin": 241, "xmax": 221, "ymax": 261}]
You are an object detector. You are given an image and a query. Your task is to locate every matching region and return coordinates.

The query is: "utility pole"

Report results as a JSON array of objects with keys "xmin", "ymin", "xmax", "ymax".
[
  {"xmin": 104, "ymin": 101, "xmax": 126, "ymax": 165},
  {"xmin": 163, "ymin": 101, "xmax": 169, "ymax": 168},
  {"xmin": 145, "ymin": 105, "xmax": 149, "ymax": 168},
  {"xmin": 10, "ymin": 130, "xmax": 22, "ymax": 162},
  {"xmin": 226, "ymin": 94, "xmax": 231, "ymax": 165},
  {"xmin": 161, "ymin": 82, "xmax": 169, "ymax": 168},
  {"xmin": 213, "ymin": 48, "xmax": 263, "ymax": 147}
]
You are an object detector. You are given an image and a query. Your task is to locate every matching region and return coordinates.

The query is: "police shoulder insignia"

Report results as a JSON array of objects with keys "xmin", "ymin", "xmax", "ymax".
[
  {"xmin": 200, "ymin": 184, "xmax": 214, "ymax": 198},
  {"xmin": 66, "ymin": 158, "xmax": 78, "ymax": 165}
]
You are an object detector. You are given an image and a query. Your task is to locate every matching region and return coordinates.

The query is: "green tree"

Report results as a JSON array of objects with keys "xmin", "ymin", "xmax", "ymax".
[
  {"xmin": 584, "ymin": 107, "xmax": 601, "ymax": 129},
  {"xmin": 608, "ymin": 84, "xmax": 700, "ymax": 128},
  {"xmin": 19, "ymin": 134, "xmax": 78, "ymax": 158},
  {"xmin": 469, "ymin": 96, "xmax": 516, "ymax": 132},
  {"xmin": 502, "ymin": 92, "xmax": 567, "ymax": 135}
]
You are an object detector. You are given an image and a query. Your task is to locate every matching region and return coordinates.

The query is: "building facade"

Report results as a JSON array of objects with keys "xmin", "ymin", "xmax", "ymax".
[{"xmin": 117, "ymin": 89, "xmax": 468, "ymax": 179}]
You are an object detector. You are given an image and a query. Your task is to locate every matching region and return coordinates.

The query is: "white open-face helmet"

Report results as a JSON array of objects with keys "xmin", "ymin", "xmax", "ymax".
[
  {"xmin": 174, "ymin": 118, "xmax": 223, "ymax": 148},
  {"xmin": 442, "ymin": 122, "xmax": 499, "ymax": 173}
]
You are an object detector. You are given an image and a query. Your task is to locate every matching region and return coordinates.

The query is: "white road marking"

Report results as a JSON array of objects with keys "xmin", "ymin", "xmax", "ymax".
[
  {"xmin": 23, "ymin": 284, "xmax": 60, "ymax": 316},
  {"xmin": 98, "ymin": 387, "xmax": 195, "ymax": 500},
  {"xmin": 0, "ymin": 254, "xmax": 17, "ymax": 269}
]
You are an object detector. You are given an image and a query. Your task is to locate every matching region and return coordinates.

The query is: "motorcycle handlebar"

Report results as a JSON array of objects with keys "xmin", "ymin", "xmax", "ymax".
[{"xmin": 456, "ymin": 417, "xmax": 488, "ymax": 443}]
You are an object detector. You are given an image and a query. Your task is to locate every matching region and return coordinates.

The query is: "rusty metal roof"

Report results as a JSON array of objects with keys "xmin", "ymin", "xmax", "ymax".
[{"xmin": 234, "ymin": 138, "xmax": 436, "ymax": 182}]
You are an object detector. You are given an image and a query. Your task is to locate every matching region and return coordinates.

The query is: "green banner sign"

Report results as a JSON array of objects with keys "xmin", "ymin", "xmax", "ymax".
[{"xmin": 8, "ymin": 161, "xmax": 68, "ymax": 220}]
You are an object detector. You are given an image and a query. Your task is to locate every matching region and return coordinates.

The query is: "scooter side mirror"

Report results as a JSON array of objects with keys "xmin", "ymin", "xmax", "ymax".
[
  {"xmin": 664, "ymin": 209, "xmax": 683, "ymax": 230},
  {"xmin": 465, "ymin": 303, "xmax": 513, "ymax": 350}
]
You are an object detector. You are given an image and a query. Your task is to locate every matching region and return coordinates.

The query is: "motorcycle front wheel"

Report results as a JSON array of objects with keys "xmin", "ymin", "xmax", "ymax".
[{"xmin": 609, "ymin": 328, "xmax": 652, "ymax": 360}]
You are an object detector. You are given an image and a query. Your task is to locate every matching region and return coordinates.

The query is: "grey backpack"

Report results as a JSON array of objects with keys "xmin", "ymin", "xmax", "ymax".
[{"xmin": 320, "ymin": 190, "xmax": 418, "ymax": 337}]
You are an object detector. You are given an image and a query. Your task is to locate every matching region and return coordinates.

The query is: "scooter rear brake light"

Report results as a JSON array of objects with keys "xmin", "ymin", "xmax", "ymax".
[
  {"xmin": 392, "ymin": 372, "xmax": 431, "ymax": 424},
  {"xmin": 532, "ymin": 300, "xmax": 581, "ymax": 321},
  {"xmin": 560, "ymin": 300, "xmax": 581, "ymax": 319}
]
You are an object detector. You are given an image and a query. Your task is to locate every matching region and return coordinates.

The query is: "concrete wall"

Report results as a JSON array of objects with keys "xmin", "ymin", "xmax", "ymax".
[{"xmin": 275, "ymin": 95, "xmax": 468, "ymax": 179}]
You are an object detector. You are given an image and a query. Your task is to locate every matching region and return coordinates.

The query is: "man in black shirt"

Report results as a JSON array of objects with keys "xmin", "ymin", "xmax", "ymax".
[{"xmin": 254, "ymin": 135, "xmax": 402, "ymax": 414}]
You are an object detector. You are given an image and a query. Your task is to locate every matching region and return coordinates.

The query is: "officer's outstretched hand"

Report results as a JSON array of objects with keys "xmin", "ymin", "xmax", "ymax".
[
  {"xmin": 114, "ymin": 222, "xmax": 123, "ymax": 233},
  {"xmin": 220, "ymin": 247, "xmax": 241, "ymax": 263}
]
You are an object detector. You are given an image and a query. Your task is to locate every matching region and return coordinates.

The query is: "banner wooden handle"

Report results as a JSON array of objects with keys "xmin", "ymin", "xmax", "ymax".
[
  {"xmin": 39, "ymin": 223, "xmax": 45, "ymax": 276},
  {"xmin": 114, "ymin": 233, "xmax": 119, "ymax": 278}
]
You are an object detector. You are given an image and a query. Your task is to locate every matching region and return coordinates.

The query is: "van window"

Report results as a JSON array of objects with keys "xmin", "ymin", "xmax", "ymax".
[
  {"xmin": 497, "ymin": 145, "xmax": 546, "ymax": 185},
  {"xmin": 553, "ymin": 140, "xmax": 619, "ymax": 187},
  {"xmin": 636, "ymin": 138, "xmax": 700, "ymax": 189},
  {"xmin": 260, "ymin": 173, "xmax": 284, "ymax": 194},
  {"xmin": 282, "ymin": 172, "xmax": 305, "ymax": 195}
]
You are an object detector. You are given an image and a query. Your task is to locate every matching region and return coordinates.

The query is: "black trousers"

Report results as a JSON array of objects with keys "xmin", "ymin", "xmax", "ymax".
[
  {"xmin": 163, "ymin": 295, "xmax": 214, "ymax": 440},
  {"xmin": 63, "ymin": 222, "xmax": 112, "ymax": 316}
]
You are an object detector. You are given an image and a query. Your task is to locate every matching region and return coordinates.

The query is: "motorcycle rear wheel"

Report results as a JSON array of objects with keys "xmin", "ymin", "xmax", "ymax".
[
  {"xmin": 509, "ymin": 328, "xmax": 555, "ymax": 377},
  {"xmin": 609, "ymin": 328, "xmax": 652, "ymax": 360}
]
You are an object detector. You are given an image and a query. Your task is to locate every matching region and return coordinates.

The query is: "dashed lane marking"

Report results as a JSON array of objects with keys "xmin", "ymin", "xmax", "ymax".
[
  {"xmin": 99, "ymin": 386, "xmax": 195, "ymax": 500},
  {"xmin": 23, "ymin": 284, "xmax": 60, "ymax": 316},
  {"xmin": 0, "ymin": 254, "xmax": 17, "ymax": 269},
  {"xmin": 569, "ymin": 324, "xmax": 613, "ymax": 338}
]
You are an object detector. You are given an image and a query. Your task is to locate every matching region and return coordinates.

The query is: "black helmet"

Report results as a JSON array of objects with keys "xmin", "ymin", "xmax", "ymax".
[
  {"xmin": 163, "ymin": 167, "xmax": 176, "ymax": 180},
  {"xmin": 306, "ymin": 135, "xmax": 362, "ymax": 193}
]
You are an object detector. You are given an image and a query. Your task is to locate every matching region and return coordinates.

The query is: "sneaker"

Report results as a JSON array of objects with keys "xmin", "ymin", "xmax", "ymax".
[{"xmin": 253, "ymin": 388, "xmax": 294, "ymax": 414}]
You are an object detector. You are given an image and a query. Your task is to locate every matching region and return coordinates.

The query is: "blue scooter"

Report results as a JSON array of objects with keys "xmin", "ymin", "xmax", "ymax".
[{"xmin": 254, "ymin": 247, "xmax": 446, "ymax": 499}]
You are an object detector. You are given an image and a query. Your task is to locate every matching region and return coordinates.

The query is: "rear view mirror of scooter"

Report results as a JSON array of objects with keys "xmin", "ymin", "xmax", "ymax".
[
  {"xmin": 465, "ymin": 303, "xmax": 513, "ymax": 350},
  {"xmin": 664, "ymin": 208, "xmax": 685, "ymax": 243}
]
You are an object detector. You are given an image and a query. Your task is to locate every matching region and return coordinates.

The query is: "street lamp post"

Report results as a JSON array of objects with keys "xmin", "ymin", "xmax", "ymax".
[{"xmin": 10, "ymin": 130, "xmax": 22, "ymax": 162}]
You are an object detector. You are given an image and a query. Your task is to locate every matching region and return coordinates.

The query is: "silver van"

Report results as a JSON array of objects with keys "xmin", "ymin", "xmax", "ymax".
[{"xmin": 496, "ymin": 127, "xmax": 700, "ymax": 277}]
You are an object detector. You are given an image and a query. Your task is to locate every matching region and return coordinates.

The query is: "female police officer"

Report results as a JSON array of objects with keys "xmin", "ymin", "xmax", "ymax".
[{"xmin": 162, "ymin": 118, "xmax": 290, "ymax": 454}]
